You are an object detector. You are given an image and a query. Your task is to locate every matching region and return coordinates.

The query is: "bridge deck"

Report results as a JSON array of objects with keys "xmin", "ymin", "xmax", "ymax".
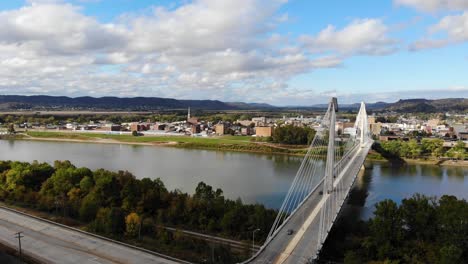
[{"xmin": 249, "ymin": 142, "xmax": 372, "ymax": 264}]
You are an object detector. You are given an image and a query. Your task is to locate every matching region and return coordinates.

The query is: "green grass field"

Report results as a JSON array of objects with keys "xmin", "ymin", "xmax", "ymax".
[
  {"xmin": 23, "ymin": 131, "xmax": 307, "ymax": 155},
  {"xmin": 25, "ymin": 131, "xmax": 253, "ymax": 144}
]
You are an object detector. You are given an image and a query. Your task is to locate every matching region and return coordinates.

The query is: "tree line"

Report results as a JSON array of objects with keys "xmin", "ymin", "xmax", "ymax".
[
  {"xmin": 0, "ymin": 160, "xmax": 277, "ymax": 262},
  {"xmin": 342, "ymin": 194, "xmax": 468, "ymax": 263},
  {"xmin": 378, "ymin": 139, "xmax": 466, "ymax": 160},
  {"xmin": 271, "ymin": 125, "xmax": 316, "ymax": 145}
]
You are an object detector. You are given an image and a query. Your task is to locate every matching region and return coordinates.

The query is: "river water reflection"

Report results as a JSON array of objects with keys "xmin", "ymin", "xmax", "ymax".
[
  {"xmin": 0, "ymin": 140, "xmax": 466, "ymax": 217},
  {"xmin": 358, "ymin": 161, "xmax": 467, "ymax": 218}
]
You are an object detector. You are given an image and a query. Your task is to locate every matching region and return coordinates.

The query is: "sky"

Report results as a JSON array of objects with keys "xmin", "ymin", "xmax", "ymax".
[{"xmin": 0, "ymin": 0, "xmax": 467, "ymax": 105}]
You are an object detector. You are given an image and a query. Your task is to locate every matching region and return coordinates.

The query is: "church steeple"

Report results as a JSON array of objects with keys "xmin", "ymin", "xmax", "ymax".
[{"xmin": 187, "ymin": 107, "xmax": 191, "ymax": 120}]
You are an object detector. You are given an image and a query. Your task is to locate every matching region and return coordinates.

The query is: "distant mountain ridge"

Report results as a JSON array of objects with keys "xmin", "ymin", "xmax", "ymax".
[
  {"xmin": 0, "ymin": 95, "xmax": 237, "ymax": 110},
  {"xmin": 383, "ymin": 98, "xmax": 467, "ymax": 112},
  {"xmin": 307, "ymin": 99, "xmax": 466, "ymax": 112},
  {"xmin": 0, "ymin": 95, "xmax": 466, "ymax": 112}
]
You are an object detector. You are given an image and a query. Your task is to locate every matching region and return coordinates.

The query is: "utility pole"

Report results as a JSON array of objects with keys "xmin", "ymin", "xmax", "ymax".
[
  {"xmin": 252, "ymin": 228, "xmax": 260, "ymax": 257},
  {"xmin": 14, "ymin": 232, "xmax": 24, "ymax": 262}
]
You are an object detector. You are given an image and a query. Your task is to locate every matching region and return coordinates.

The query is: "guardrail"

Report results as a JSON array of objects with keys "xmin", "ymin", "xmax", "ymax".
[{"xmin": 0, "ymin": 205, "xmax": 192, "ymax": 264}]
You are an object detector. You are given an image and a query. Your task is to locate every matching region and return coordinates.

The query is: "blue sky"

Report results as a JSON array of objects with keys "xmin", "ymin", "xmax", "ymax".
[{"xmin": 0, "ymin": 0, "xmax": 467, "ymax": 105}]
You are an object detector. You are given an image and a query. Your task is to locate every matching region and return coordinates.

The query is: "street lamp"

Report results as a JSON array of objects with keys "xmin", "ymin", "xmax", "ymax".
[{"xmin": 252, "ymin": 228, "xmax": 260, "ymax": 256}]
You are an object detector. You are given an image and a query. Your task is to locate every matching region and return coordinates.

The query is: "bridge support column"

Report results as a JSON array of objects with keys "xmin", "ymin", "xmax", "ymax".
[
  {"xmin": 324, "ymin": 99, "xmax": 336, "ymax": 194},
  {"xmin": 359, "ymin": 102, "xmax": 368, "ymax": 148}
]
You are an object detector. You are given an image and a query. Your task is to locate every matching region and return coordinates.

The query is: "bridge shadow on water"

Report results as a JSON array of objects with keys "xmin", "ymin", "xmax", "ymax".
[{"xmin": 316, "ymin": 163, "xmax": 373, "ymax": 263}]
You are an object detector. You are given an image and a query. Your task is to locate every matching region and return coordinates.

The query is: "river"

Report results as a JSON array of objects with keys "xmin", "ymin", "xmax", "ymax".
[{"xmin": 0, "ymin": 140, "xmax": 466, "ymax": 218}]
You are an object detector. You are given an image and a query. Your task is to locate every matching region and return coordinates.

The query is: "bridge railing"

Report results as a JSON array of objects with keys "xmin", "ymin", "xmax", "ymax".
[{"xmin": 242, "ymin": 99, "xmax": 373, "ymax": 263}]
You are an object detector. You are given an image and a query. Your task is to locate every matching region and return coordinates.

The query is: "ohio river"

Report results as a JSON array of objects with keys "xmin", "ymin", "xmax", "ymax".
[{"xmin": 0, "ymin": 140, "xmax": 466, "ymax": 218}]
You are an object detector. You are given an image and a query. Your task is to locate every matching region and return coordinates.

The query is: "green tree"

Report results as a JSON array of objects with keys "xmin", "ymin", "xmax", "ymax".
[
  {"xmin": 94, "ymin": 207, "xmax": 112, "ymax": 234},
  {"xmin": 380, "ymin": 141, "xmax": 402, "ymax": 157},
  {"xmin": 79, "ymin": 176, "xmax": 94, "ymax": 194},
  {"xmin": 344, "ymin": 251, "xmax": 363, "ymax": 264},
  {"xmin": 447, "ymin": 141, "xmax": 466, "ymax": 160},
  {"xmin": 439, "ymin": 245, "xmax": 463, "ymax": 264},
  {"xmin": 406, "ymin": 139, "xmax": 422, "ymax": 159},
  {"xmin": 400, "ymin": 194, "xmax": 437, "ymax": 241},
  {"xmin": 421, "ymin": 138, "xmax": 444, "ymax": 158},
  {"xmin": 437, "ymin": 195, "xmax": 468, "ymax": 250},
  {"xmin": 79, "ymin": 193, "xmax": 99, "ymax": 222},
  {"xmin": 7, "ymin": 123, "xmax": 15, "ymax": 134},
  {"xmin": 271, "ymin": 125, "xmax": 316, "ymax": 145},
  {"xmin": 368, "ymin": 199, "xmax": 404, "ymax": 260},
  {"xmin": 109, "ymin": 207, "xmax": 126, "ymax": 235}
]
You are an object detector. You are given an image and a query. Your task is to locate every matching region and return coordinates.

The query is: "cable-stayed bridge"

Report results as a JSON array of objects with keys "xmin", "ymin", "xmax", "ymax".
[
  {"xmin": 244, "ymin": 97, "xmax": 373, "ymax": 264},
  {"xmin": 0, "ymin": 97, "xmax": 372, "ymax": 264}
]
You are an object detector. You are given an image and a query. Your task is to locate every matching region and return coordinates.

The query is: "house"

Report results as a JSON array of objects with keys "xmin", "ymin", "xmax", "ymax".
[
  {"xmin": 130, "ymin": 122, "xmax": 151, "ymax": 132},
  {"xmin": 379, "ymin": 135, "xmax": 409, "ymax": 141},
  {"xmin": 256, "ymin": 126, "xmax": 274, "ymax": 137},
  {"xmin": 370, "ymin": 123, "xmax": 383, "ymax": 136},
  {"xmin": 130, "ymin": 123, "xmax": 139, "ymax": 132},
  {"xmin": 459, "ymin": 132, "xmax": 468, "ymax": 140},
  {"xmin": 190, "ymin": 124, "xmax": 201, "ymax": 134},
  {"xmin": 214, "ymin": 123, "xmax": 227, "ymax": 135},
  {"xmin": 237, "ymin": 120, "xmax": 253, "ymax": 127},
  {"xmin": 427, "ymin": 119, "xmax": 440, "ymax": 128},
  {"xmin": 154, "ymin": 124, "xmax": 167, "ymax": 130},
  {"xmin": 241, "ymin": 127, "xmax": 253, "ymax": 136},
  {"xmin": 187, "ymin": 117, "xmax": 200, "ymax": 125},
  {"xmin": 101, "ymin": 124, "xmax": 121, "ymax": 132},
  {"xmin": 452, "ymin": 124, "xmax": 467, "ymax": 139},
  {"xmin": 252, "ymin": 117, "xmax": 266, "ymax": 126}
]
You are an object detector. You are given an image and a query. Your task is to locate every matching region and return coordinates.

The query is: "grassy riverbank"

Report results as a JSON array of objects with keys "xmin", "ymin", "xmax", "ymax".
[
  {"xmin": 366, "ymin": 149, "xmax": 468, "ymax": 167},
  {"xmin": 4, "ymin": 131, "xmax": 467, "ymax": 165},
  {"xmin": 18, "ymin": 131, "xmax": 308, "ymax": 156}
]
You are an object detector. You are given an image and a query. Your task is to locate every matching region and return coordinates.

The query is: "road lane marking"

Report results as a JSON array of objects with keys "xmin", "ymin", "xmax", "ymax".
[
  {"xmin": 274, "ymin": 195, "xmax": 327, "ymax": 264},
  {"xmin": 274, "ymin": 143, "xmax": 371, "ymax": 264}
]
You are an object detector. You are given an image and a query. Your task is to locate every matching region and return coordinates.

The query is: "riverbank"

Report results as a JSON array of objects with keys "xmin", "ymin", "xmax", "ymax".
[
  {"xmin": 366, "ymin": 150, "xmax": 468, "ymax": 167},
  {"xmin": 6, "ymin": 131, "xmax": 308, "ymax": 156},
  {"xmin": 3, "ymin": 131, "xmax": 466, "ymax": 166}
]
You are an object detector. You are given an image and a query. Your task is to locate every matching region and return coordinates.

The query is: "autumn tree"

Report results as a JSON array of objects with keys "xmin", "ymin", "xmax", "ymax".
[{"xmin": 125, "ymin": 212, "xmax": 141, "ymax": 237}]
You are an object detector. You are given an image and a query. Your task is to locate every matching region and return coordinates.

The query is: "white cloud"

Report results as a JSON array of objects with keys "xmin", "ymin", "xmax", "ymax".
[
  {"xmin": 0, "ymin": 3, "xmax": 127, "ymax": 55},
  {"xmin": 0, "ymin": 0, "xmax": 401, "ymax": 104},
  {"xmin": 395, "ymin": 0, "xmax": 468, "ymax": 12},
  {"xmin": 299, "ymin": 19, "xmax": 397, "ymax": 56},
  {"xmin": 410, "ymin": 12, "xmax": 468, "ymax": 50}
]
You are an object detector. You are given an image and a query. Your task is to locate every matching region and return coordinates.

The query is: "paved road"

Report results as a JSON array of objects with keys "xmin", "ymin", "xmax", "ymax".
[
  {"xmin": 0, "ymin": 207, "xmax": 185, "ymax": 264},
  {"xmin": 248, "ymin": 142, "xmax": 372, "ymax": 264}
]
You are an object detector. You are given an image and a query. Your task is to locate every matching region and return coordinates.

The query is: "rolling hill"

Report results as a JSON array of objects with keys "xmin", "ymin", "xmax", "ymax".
[
  {"xmin": 0, "ymin": 95, "xmax": 465, "ymax": 112},
  {"xmin": 0, "ymin": 95, "xmax": 236, "ymax": 110},
  {"xmin": 382, "ymin": 98, "xmax": 467, "ymax": 113}
]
